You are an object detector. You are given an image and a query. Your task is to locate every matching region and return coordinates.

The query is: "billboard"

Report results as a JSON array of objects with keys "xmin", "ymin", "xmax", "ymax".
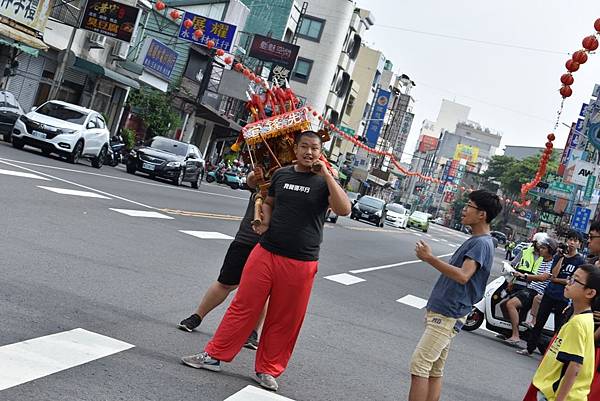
[
  {"xmin": 0, "ymin": 0, "xmax": 51, "ymax": 34},
  {"xmin": 80, "ymin": 0, "xmax": 140, "ymax": 43},
  {"xmin": 365, "ymin": 89, "xmax": 391, "ymax": 147},
  {"xmin": 178, "ymin": 11, "xmax": 237, "ymax": 52},
  {"xmin": 453, "ymin": 144, "xmax": 479, "ymax": 162},
  {"xmin": 418, "ymin": 135, "xmax": 438, "ymax": 153},
  {"xmin": 248, "ymin": 34, "xmax": 300, "ymax": 70},
  {"xmin": 570, "ymin": 159, "xmax": 595, "ymax": 187},
  {"xmin": 137, "ymin": 38, "xmax": 178, "ymax": 80}
]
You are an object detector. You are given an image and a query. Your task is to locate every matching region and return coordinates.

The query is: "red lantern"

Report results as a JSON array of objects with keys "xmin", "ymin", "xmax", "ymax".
[
  {"xmin": 207, "ymin": 40, "xmax": 215, "ymax": 49},
  {"xmin": 318, "ymin": 115, "xmax": 323, "ymax": 121},
  {"xmin": 572, "ymin": 50, "xmax": 588, "ymax": 64},
  {"xmin": 565, "ymin": 59, "xmax": 580, "ymax": 72},
  {"xmin": 254, "ymin": 77, "xmax": 262, "ymax": 84},
  {"xmin": 155, "ymin": 1, "xmax": 166, "ymax": 11},
  {"xmin": 329, "ymin": 123, "xmax": 335, "ymax": 130},
  {"xmin": 216, "ymin": 49, "xmax": 225, "ymax": 57},
  {"xmin": 224, "ymin": 56, "xmax": 233, "ymax": 65},
  {"xmin": 234, "ymin": 63, "xmax": 242, "ymax": 71},
  {"xmin": 312, "ymin": 111, "xmax": 318, "ymax": 117},
  {"xmin": 193, "ymin": 29, "xmax": 203, "ymax": 39},
  {"xmin": 560, "ymin": 73, "xmax": 574, "ymax": 86},
  {"xmin": 595, "ymin": 18, "xmax": 600, "ymax": 33},
  {"xmin": 169, "ymin": 9, "xmax": 180, "ymax": 20},
  {"xmin": 545, "ymin": 141, "xmax": 553, "ymax": 149},
  {"xmin": 547, "ymin": 133, "xmax": 555, "ymax": 141},
  {"xmin": 560, "ymin": 85, "xmax": 573, "ymax": 98},
  {"xmin": 242, "ymin": 68, "xmax": 250, "ymax": 76},
  {"xmin": 183, "ymin": 19, "xmax": 193, "ymax": 29},
  {"xmin": 583, "ymin": 35, "xmax": 599, "ymax": 51},
  {"xmin": 248, "ymin": 73, "xmax": 256, "ymax": 81}
]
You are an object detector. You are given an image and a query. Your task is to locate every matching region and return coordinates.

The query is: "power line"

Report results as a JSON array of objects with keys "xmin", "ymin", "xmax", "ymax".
[{"xmin": 375, "ymin": 25, "xmax": 568, "ymax": 56}]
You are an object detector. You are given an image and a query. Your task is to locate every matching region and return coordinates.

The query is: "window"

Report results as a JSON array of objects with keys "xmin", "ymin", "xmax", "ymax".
[
  {"xmin": 345, "ymin": 95, "xmax": 356, "ymax": 116},
  {"xmin": 292, "ymin": 58, "xmax": 313, "ymax": 82},
  {"xmin": 297, "ymin": 15, "xmax": 325, "ymax": 41},
  {"xmin": 95, "ymin": 115, "xmax": 106, "ymax": 129}
]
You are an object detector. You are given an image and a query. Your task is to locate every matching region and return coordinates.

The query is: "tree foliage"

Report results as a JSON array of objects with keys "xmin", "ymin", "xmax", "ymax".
[
  {"xmin": 128, "ymin": 89, "xmax": 182, "ymax": 137},
  {"xmin": 482, "ymin": 153, "xmax": 559, "ymax": 196}
]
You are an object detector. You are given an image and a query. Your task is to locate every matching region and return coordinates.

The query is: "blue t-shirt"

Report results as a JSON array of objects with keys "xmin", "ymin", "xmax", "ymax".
[
  {"xmin": 426, "ymin": 234, "xmax": 495, "ymax": 318},
  {"xmin": 544, "ymin": 253, "xmax": 585, "ymax": 301}
]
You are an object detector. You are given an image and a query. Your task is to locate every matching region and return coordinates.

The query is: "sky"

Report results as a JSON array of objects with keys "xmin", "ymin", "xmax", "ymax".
[{"xmin": 354, "ymin": 0, "xmax": 600, "ymax": 162}]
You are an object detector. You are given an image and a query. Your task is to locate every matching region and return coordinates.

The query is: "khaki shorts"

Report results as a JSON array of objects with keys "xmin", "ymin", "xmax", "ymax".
[{"xmin": 409, "ymin": 311, "xmax": 466, "ymax": 378}]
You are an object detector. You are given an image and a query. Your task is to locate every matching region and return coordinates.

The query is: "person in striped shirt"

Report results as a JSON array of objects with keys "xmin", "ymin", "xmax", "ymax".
[{"xmin": 503, "ymin": 236, "xmax": 558, "ymax": 346}]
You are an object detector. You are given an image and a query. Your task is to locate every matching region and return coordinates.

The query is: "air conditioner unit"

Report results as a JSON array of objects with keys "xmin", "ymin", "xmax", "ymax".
[
  {"xmin": 88, "ymin": 33, "xmax": 106, "ymax": 49},
  {"xmin": 112, "ymin": 42, "xmax": 129, "ymax": 60}
]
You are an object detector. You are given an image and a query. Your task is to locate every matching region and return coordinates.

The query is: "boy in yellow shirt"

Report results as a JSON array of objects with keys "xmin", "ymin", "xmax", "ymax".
[{"xmin": 524, "ymin": 264, "xmax": 600, "ymax": 401}]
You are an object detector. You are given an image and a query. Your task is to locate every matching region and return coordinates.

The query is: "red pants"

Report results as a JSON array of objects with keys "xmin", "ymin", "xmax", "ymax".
[
  {"xmin": 205, "ymin": 244, "xmax": 318, "ymax": 377},
  {"xmin": 589, "ymin": 347, "xmax": 600, "ymax": 400}
]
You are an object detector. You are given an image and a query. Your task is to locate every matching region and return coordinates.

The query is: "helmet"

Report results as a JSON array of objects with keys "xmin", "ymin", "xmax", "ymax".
[
  {"xmin": 532, "ymin": 232, "xmax": 549, "ymax": 243},
  {"xmin": 538, "ymin": 236, "xmax": 558, "ymax": 253}
]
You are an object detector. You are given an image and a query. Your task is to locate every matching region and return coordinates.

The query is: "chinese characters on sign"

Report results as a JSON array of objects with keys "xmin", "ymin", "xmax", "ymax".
[
  {"xmin": 571, "ymin": 206, "xmax": 591, "ymax": 232},
  {"xmin": 365, "ymin": 89, "xmax": 391, "ymax": 147},
  {"xmin": 177, "ymin": 11, "xmax": 237, "ymax": 52},
  {"xmin": 80, "ymin": 0, "xmax": 140, "ymax": 42},
  {"xmin": 0, "ymin": 0, "xmax": 51, "ymax": 34},
  {"xmin": 139, "ymin": 38, "xmax": 178, "ymax": 80},
  {"xmin": 269, "ymin": 64, "xmax": 291, "ymax": 87},
  {"xmin": 248, "ymin": 34, "xmax": 300, "ymax": 70}
]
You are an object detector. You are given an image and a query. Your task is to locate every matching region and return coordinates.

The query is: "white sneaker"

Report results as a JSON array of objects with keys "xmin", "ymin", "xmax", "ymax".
[
  {"xmin": 254, "ymin": 372, "xmax": 278, "ymax": 391},
  {"xmin": 181, "ymin": 352, "xmax": 221, "ymax": 372}
]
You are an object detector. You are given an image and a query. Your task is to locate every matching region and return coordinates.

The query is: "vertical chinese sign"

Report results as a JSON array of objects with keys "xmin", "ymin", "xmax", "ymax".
[
  {"xmin": 365, "ymin": 88, "xmax": 391, "ymax": 147},
  {"xmin": 177, "ymin": 11, "xmax": 237, "ymax": 52}
]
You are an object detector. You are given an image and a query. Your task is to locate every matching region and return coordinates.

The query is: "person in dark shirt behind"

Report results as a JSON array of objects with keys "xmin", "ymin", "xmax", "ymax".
[{"xmin": 181, "ymin": 130, "xmax": 351, "ymax": 392}]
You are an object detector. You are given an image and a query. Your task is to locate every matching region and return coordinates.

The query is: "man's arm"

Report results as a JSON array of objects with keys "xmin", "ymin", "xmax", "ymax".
[
  {"xmin": 514, "ymin": 271, "xmax": 551, "ymax": 282},
  {"xmin": 415, "ymin": 240, "xmax": 478, "ymax": 285},
  {"xmin": 550, "ymin": 256, "xmax": 568, "ymax": 285},
  {"xmin": 555, "ymin": 362, "xmax": 582, "ymax": 401},
  {"xmin": 253, "ymin": 196, "xmax": 274, "ymax": 235},
  {"xmin": 313, "ymin": 160, "xmax": 351, "ymax": 216}
]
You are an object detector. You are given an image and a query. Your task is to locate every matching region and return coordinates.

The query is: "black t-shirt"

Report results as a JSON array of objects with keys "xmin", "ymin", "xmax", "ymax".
[
  {"xmin": 234, "ymin": 193, "xmax": 261, "ymax": 246},
  {"xmin": 260, "ymin": 166, "xmax": 330, "ymax": 261}
]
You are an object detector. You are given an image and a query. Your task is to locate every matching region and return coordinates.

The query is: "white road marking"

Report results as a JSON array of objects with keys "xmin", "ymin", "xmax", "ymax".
[
  {"xmin": 0, "ymin": 328, "xmax": 134, "ymax": 391},
  {"xmin": 323, "ymin": 273, "xmax": 366, "ymax": 286},
  {"xmin": 413, "ymin": 233, "xmax": 423, "ymax": 237},
  {"xmin": 430, "ymin": 238, "xmax": 440, "ymax": 242},
  {"xmin": 441, "ymin": 238, "xmax": 449, "ymax": 242},
  {"xmin": 110, "ymin": 208, "xmax": 174, "ymax": 219},
  {"xmin": 0, "ymin": 157, "xmax": 248, "ymax": 200},
  {"xmin": 0, "ymin": 168, "xmax": 50, "ymax": 180},
  {"xmin": 449, "ymin": 244, "xmax": 458, "ymax": 248},
  {"xmin": 179, "ymin": 230, "xmax": 234, "ymax": 240},
  {"xmin": 0, "ymin": 160, "xmax": 154, "ymax": 209},
  {"xmin": 396, "ymin": 295, "xmax": 428, "ymax": 309},
  {"xmin": 225, "ymin": 385, "xmax": 296, "ymax": 400},
  {"xmin": 349, "ymin": 253, "xmax": 454, "ymax": 274},
  {"xmin": 38, "ymin": 186, "xmax": 111, "ymax": 199}
]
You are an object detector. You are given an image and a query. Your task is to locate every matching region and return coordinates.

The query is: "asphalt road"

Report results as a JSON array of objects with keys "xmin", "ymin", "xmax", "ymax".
[{"xmin": 0, "ymin": 141, "xmax": 542, "ymax": 401}]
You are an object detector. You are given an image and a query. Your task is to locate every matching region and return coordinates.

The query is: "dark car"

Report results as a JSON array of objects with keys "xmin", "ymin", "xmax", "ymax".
[
  {"xmin": 490, "ymin": 231, "xmax": 507, "ymax": 244},
  {"xmin": 126, "ymin": 136, "xmax": 205, "ymax": 188},
  {"xmin": 350, "ymin": 195, "xmax": 386, "ymax": 227},
  {"xmin": 0, "ymin": 91, "xmax": 23, "ymax": 142}
]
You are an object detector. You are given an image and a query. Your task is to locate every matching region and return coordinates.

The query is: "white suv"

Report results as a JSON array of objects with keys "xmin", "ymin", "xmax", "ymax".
[{"xmin": 12, "ymin": 100, "xmax": 110, "ymax": 168}]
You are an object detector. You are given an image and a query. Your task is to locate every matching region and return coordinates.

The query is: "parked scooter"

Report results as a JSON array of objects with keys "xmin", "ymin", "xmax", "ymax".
[
  {"xmin": 105, "ymin": 136, "xmax": 125, "ymax": 167},
  {"xmin": 462, "ymin": 261, "xmax": 554, "ymax": 354}
]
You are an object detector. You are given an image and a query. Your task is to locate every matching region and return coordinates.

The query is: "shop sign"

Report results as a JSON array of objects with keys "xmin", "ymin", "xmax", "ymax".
[
  {"xmin": 138, "ymin": 38, "xmax": 178, "ymax": 80},
  {"xmin": 178, "ymin": 11, "xmax": 236, "ymax": 52},
  {"xmin": 0, "ymin": 0, "xmax": 51, "ymax": 34},
  {"xmin": 249, "ymin": 34, "xmax": 300, "ymax": 70},
  {"xmin": 80, "ymin": 0, "xmax": 140, "ymax": 43}
]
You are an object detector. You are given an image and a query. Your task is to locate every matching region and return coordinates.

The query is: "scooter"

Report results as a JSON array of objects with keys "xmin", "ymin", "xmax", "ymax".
[
  {"xmin": 462, "ymin": 261, "xmax": 555, "ymax": 354},
  {"xmin": 105, "ymin": 136, "xmax": 125, "ymax": 167}
]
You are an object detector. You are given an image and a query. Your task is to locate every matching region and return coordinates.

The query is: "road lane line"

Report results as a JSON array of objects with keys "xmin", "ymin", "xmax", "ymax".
[
  {"xmin": 0, "ymin": 157, "xmax": 248, "ymax": 200},
  {"xmin": 0, "ymin": 168, "xmax": 50, "ymax": 180},
  {"xmin": 430, "ymin": 238, "xmax": 440, "ymax": 242},
  {"xmin": 396, "ymin": 295, "xmax": 428, "ymax": 309},
  {"xmin": 110, "ymin": 208, "xmax": 174, "ymax": 219},
  {"xmin": 0, "ymin": 328, "xmax": 133, "ymax": 391},
  {"xmin": 0, "ymin": 159, "xmax": 154, "ymax": 209},
  {"xmin": 323, "ymin": 273, "xmax": 366, "ymax": 286},
  {"xmin": 179, "ymin": 230, "xmax": 234, "ymax": 240},
  {"xmin": 38, "ymin": 186, "xmax": 112, "ymax": 199},
  {"xmin": 349, "ymin": 253, "xmax": 454, "ymax": 274},
  {"xmin": 225, "ymin": 385, "xmax": 296, "ymax": 400}
]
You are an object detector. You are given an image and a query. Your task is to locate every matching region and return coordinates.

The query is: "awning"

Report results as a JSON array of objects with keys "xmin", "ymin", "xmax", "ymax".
[
  {"xmin": 0, "ymin": 24, "xmax": 48, "ymax": 55},
  {"xmin": 73, "ymin": 57, "xmax": 140, "ymax": 89},
  {"xmin": 196, "ymin": 102, "xmax": 242, "ymax": 132}
]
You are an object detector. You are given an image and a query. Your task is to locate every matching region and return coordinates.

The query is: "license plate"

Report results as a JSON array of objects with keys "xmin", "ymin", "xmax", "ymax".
[
  {"xmin": 142, "ymin": 162, "xmax": 155, "ymax": 171},
  {"xmin": 31, "ymin": 130, "xmax": 46, "ymax": 139},
  {"xmin": 361, "ymin": 213, "xmax": 369, "ymax": 218}
]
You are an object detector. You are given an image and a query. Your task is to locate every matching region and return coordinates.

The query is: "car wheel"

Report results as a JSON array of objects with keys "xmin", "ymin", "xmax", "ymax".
[
  {"xmin": 12, "ymin": 137, "xmax": 24, "ymax": 149},
  {"xmin": 191, "ymin": 170, "xmax": 202, "ymax": 189},
  {"xmin": 229, "ymin": 182, "xmax": 240, "ymax": 190},
  {"xmin": 172, "ymin": 169, "xmax": 184, "ymax": 186},
  {"xmin": 3, "ymin": 132, "xmax": 11, "ymax": 142},
  {"xmin": 67, "ymin": 140, "xmax": 83, "ymax": 164},
  {"xmin": 91, "ymin": 146, "xmax": 107, "ymax": 169},
  {"xmin": 126, "ymin": 163, "xmax": 136, "ymax": 174}
]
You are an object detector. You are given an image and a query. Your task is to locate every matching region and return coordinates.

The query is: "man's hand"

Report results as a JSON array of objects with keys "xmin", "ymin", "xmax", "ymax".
[
  {"xmin": 252, "ymin": 222, "xmax": 269, "ymax": 235},
  {"xmin": 311, "ymin": 159, "xmax": 331, "ymax": 178},
  {"xmin": 513, "ymin": 271, "xmax": 525, "ymax": 279},
  {"xmin": 415, "ymin": 240, "xmax": 434, "ymax": 263},
  {"xmin": 539, "ymin": 272, "xmax": 551, "ymax": 281}
]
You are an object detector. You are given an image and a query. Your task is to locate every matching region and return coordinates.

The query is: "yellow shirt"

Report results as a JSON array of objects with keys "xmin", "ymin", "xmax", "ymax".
[{"xmin": 532, "ymin": 311, "xmax": 595, "ymax": 401}]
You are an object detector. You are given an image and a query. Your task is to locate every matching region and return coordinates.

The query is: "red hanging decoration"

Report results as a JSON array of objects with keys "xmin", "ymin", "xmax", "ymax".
[
  {"xmin": 155, "ymin": 1, "xmax": 166, "ymax": 11},
  {"xmin": 193, "ymin": 29, "xmax": 203, "ymax": 39},
  {"xmin": 242, "ymin": 68, "xmax": 250, "ymax": 77},
  {"xmin": 545, "ymin": 141, "xmax": 554, "ymax": 149},
  {"xmin": 560, "ymin": 73, "xmax": 575, "ymax": 85},
  {"xmin": 312, "ymin": 111, "xmax": 318, "ymax": 117},
  {"xmin": 216, "ymin": 48, "xmax": 225, "ymax": 57},
  {"xmin": 254, "ymin": 77, "xmax": 262, "ymax": 84},
  {"xmin": 583, "ymin": 35, "xmax": 599, "ymax": 51},
  {"xmin": 595, "ymin": 18, "xmax": 600, "ymax": 32},
  {"xmin": 224, "ymin": 56, "xmax": 233, "ymax": 65},
  {"xmin": 183, "ymin": 19, "xmax": 193, "ymax": 29},
  {"xmin": 565, "ymin": 59, "xmax": 580, "ymax": 72},
  {"xmin": 560, "ymin": 85, "xmax": 573, "ymax": 98},
  {"xmin": 547, "ymin": 133, "xmax": 555, "ymax": 141},
  {"xmin": 572, "ymin": 50, "xmax": 588, "ymax": 64},
  {"xmin": 207, "ymin": 40, "xmax": 216, "ymax": 49},
  {"xmin": 169, "ymin": 9, "xmax": 180, "ymax": 20}
]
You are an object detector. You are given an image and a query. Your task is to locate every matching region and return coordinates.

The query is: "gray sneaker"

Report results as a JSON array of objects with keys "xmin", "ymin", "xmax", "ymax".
[
  {"xmin": 254, "ymin": 372, "xmax": 278, "ymax": 391},
  {"xmin": 181, "ymin": 352, "xmax": 221, "ymax": 372},
  {"xmin": 244, "ymin": 330, "xmax": 259, "ymax": 350}
]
